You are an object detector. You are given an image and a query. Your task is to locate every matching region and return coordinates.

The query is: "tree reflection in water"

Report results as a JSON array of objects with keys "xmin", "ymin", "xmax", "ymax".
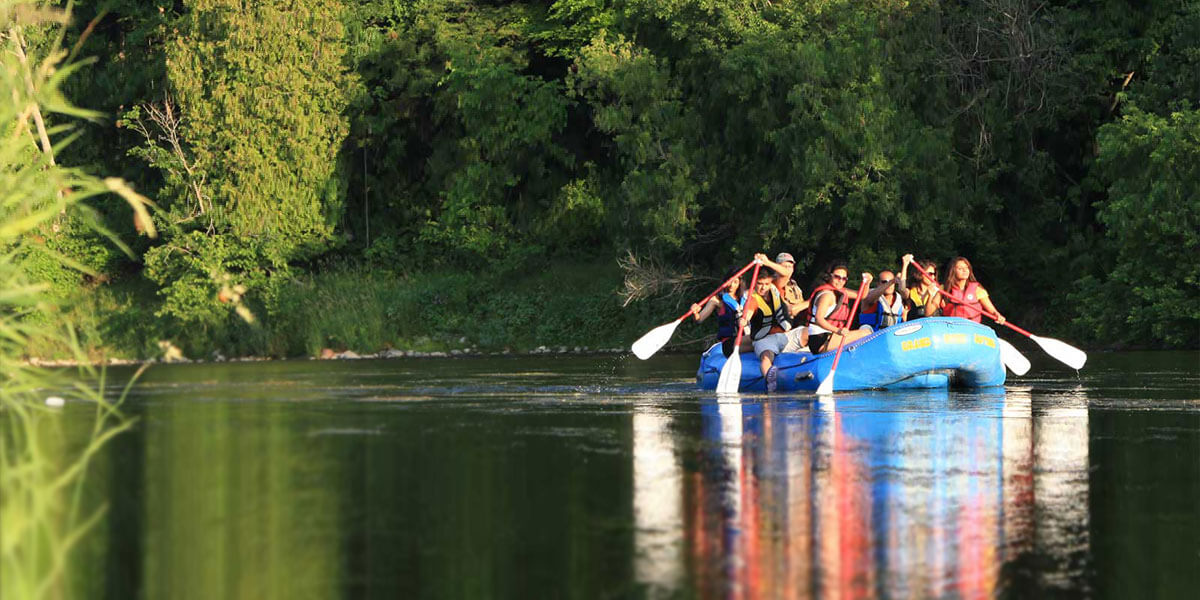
[{"xmin": 632, "ymin": 390, "xmax": 1091, "ymax": 598}]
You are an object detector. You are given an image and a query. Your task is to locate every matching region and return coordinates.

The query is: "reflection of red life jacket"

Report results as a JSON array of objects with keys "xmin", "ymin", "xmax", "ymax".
[
  {"xmin": 943, "ymin": 281, "xmax": 984, "ymax": 322},
  {"xmin": 806, "ymin": 283, "xmax": 852, "ymax": 331}
]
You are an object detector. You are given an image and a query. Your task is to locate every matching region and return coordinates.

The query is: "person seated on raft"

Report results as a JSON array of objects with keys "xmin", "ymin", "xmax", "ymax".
[
  {"xmin": 690, "ymin": 266, "xmax": 749, "ymax": 358},
  {"xmin": 932, "ymin": 256, "xmax": 1006, "ymax": 324},
  {"xmin": 737, "ymin": 267, "xmax": 806, "ymax": 393},
  {"xmin": 756, "ymin": 251, "xmax": 810, "ymax": 348},
  {"xmin": 903, "ymin": 257, "xmax": 942, "ymax": 319},
  {"xmin": 858, "ymin": 254, "xmax": 913, "ymax": 331},
  {"xmin": 806, "ymin": 262, "xmax": 873, "ymax": 354}
]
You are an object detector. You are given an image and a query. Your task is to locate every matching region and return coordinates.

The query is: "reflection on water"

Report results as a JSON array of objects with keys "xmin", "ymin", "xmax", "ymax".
[
  {"xmin": 635, "ymin": 391, "xmax": 1093, "ymax": 598},
  {"xmin": 16, "ymin": 353, "xmax": 1198, "ymax": 598}
]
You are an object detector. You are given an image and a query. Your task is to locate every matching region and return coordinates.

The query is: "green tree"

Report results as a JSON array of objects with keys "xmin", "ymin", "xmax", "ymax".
[
  {"xmin": 132, "ymin": 0, "xmax": 355, "ymax": 335},
  {"xmin": 1075, "ymin": 106, "xmax": 1200, "ymax": 347}
]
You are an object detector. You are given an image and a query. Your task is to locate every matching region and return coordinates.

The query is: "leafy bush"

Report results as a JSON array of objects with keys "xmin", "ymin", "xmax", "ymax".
[{"xmin": 1073, "ymin": 106, "xmax": 1200, "ymax": 348}]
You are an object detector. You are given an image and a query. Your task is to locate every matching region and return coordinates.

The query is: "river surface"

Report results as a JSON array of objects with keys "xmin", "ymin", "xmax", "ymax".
[{"xmin": 34, "ymin": 351, "xmax": 1200, "ymax": 598}]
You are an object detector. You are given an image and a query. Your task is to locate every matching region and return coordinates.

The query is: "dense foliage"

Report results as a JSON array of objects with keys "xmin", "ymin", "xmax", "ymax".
[{"xmin": 31, "ymin": 0, "xmax": 1200, "ymax": 353}]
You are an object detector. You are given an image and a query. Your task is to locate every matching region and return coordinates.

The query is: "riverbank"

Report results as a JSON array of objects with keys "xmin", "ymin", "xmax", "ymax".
[
  {"xmin": 25, "ymin": 344, "xmax": 634, "ymax": 368},
  {"xmin": 24, "ymin": 259, "xmax": 700, "ymax": 364}
]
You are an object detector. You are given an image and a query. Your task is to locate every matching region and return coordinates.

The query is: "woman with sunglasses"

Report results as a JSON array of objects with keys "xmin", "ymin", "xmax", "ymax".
[
  {"xmin": 806, "ymin": 262, "xmax": 873, "ymax": 354},
  {"xmin": 937, "ymin": 256, "xmax": 1006, "ymax": 324},
  {"xmin": 903, "ymin": 258, "xmax": 942, "ymax": 319}
]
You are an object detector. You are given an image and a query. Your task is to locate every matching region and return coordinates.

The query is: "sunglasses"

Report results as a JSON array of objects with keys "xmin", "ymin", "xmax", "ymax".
[
  {"xmin": 880, "ymin": 279, "xmax": 893, "ymax": 284},
  {"xmin": 831, "ymin": 274, "xmax": 848, "ymax": 281}
]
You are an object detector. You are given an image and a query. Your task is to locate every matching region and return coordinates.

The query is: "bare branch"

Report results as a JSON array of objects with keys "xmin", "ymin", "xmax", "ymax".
[
  {"xmin": 127, "ymin": 96, "xmax": 213, "ymax": 227},
  {"xmin": 618, "ymin": 250, "xmax": 698, "ymax": 307}
]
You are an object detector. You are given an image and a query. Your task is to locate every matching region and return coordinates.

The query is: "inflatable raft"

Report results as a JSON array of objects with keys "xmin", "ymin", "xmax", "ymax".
[{"xmin": 696, "ymin": 317, "xmax": 1006, "ymax": 393}]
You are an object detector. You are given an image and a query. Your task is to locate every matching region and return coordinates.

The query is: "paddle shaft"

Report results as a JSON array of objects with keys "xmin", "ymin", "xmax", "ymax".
[
  {"xmin": 827, "ymin": 278, "xmax": 871, "ymax": 374},
  {"xmin": 731, "ymin": 263, "xmax": 761, "ymax": 351},
  {"xmin": 677, "ymin": 259, "xmax": 759, "ymax": 323}
]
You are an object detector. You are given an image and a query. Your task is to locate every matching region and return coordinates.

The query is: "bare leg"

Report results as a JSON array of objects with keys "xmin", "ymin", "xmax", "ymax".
[
  {"xmin": 843, "ymin": 328, "xmax": 872, "ymax": 345},
  {"xmin": 759, "ymin": 351, "xmax": 776, "ymax": 377},
  {"xmin": 822, "ymin": 328, "xmax": 870, "ymax": 352}
]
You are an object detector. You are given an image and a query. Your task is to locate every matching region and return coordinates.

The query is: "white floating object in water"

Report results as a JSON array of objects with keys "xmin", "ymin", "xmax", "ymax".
[{"xmin": 45, "ymin": 396, "xmax": 65, "ymax": 407}]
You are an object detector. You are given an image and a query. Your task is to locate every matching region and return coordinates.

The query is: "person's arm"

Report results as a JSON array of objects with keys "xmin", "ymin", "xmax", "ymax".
[
  {"xmin": 978, "ymin": 287, "xmax": 1005, "ymax": 324},
  {"xmin": 754, "ymin": 252, "xmax": 787, "ymax": 276},
  {"xmin": 738, "ymin": 295, "xmax": 760, "ymax": 330},
  {"xmin": 841, "ymin": 273, "xmax": 873, "ymax": 300},
  {"xmin": 862, "ymin": 280, "xmax": 889, "ymax": 306},
  {"xmin": 929, "ymin": 290, "xmax": 943, "ymax": 313},
  {"xmin": 896, "ymin": 255, "xmax": 912, "ymax": 296},
  {"xmin": 691, "ymin": 297, "xmax": 719, "ymax": 322}
]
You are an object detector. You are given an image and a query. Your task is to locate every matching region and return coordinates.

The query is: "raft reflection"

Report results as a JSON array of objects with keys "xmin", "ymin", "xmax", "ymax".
[{"xmin": 632, "ymin": 391, "xmax": 1091, "ymax": 598}]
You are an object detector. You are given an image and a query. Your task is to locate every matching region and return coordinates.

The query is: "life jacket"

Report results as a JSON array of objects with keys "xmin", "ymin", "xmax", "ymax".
[
  {"xmin": 908, "ymin": 287, "xmax": 937, "ymax": 318},
  {"xmin": 942, "ymin": 281, "xmax": 983, "ymax": 322},
  {"xmin": 715, "ymin": 292, "xmax": 744, "ymax": 341},
  {"xmin": 860, "ymin": 293, "xmax": 905, "ymax": 330},
  {"xmin": 806, "ymin": 283, "xmax": 852, "ymax": 333},
  {"xmin": 778, "ymin": 279, "xmax": 803, "ymax": 329},
  {"xmin": 749, "ymin": 286, "xmax": 789, "ymax": 340}
]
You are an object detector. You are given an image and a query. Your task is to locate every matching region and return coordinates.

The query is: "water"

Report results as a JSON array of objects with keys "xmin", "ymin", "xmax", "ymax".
[{"xmin": 28, "ymin": 351, "xmax": 1200, "ymax": 597}]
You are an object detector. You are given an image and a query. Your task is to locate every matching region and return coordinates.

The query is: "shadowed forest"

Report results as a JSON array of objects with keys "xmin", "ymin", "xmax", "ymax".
[{"xmin": 15, "ymin": 0, "xmax": 1200, "ymax": 358}]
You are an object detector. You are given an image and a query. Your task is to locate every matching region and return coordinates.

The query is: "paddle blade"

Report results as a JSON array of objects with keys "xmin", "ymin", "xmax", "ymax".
[
  {"xmin": 816, "ymin": 371, "xmax": 835, "ymax": 395},
  {"xmin": 997, "ymin": 338, "xmax": 1031, "ymax": 376},
  {"xmin": 716, "ymin": 352, "xmax": 743, "ymax": 394},
  {"xmin": 1031, "ymin": 335, "xmax": 1088, "ymax": 370},
  {"xmin": 631, "ymin": 320, "xmax": 681, "ymax": 360}
]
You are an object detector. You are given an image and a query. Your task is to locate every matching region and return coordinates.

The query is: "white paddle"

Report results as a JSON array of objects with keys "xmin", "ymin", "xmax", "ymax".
[
  {"xmin": 1021, "ymin": 331, "xmax": 1087, "ymax": 370},
  {"xmin": 715, "ymin": 351, "xmax": 742, "ymax": 395},
  {"xmin": 997, "ymin": 337, "xmax": 1031, "ymax": 376},
  {"xmin": 816, "ymin": 275, "xmax": 871, "ymax": 396},
  {"xmin": 631, "ymin": 259, "xmax": 758, "ymax": 360},
  {"xmin": 716, "ymin": 261, "xmax": 762, "ymax": 394},
  {"xmin": 631, "ymin": 320, "xmax": 684, "ymax": 360}
]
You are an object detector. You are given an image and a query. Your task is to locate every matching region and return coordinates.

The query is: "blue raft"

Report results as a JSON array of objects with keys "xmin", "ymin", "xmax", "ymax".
[{"xmin": 696, "ymin": 317, "xmax": 1006, "ymax": 393}]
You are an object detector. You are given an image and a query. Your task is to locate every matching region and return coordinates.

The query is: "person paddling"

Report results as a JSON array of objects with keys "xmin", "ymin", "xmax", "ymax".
[
  {"xmin": 765, "ymin": 252, "xmax": 809, "ymax": 324},
  {"xmin": 904, "ymin": 258, "xmax": 941, "ymax": 319},
  {"xmin": 737, "ymin": 267, "xmax": 798, "ymax": 392},
  {"xmin": 691, "ymin": 266, "xmax": 748, "ymax": 358},
  {"xmin": 806, "ymin": 262, "xmax": 873, "ymax": 353},
  {"xmin": 859, "ymin": 254, "xmax": 913, "ymax": 331},
  {"xmin": 936, "ymin": 256, "xmax": 1006, "ymax": 324}
]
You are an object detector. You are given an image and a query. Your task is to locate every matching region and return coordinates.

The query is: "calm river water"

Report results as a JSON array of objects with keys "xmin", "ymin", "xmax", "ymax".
[{"xmin": 42, "ymin": 351, "xmax": 1200, "ymax": 597}]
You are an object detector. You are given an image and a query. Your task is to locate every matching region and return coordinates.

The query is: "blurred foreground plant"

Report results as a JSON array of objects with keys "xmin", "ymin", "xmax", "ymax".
[{"xmin": 1, "ymin": 2, "xmax": 154, "ymax": 597}]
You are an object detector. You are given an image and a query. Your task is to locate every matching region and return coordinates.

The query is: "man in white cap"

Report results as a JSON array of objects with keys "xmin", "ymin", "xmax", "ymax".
[{"xmin": 768, "ymin": 252, "xmax": 806, "ymax": 328}]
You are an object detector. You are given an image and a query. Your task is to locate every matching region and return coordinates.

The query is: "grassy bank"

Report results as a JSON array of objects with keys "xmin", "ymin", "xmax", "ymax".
[{"xmin": 30, "ymin": 260, "xmax": 706, "ymax": 362}]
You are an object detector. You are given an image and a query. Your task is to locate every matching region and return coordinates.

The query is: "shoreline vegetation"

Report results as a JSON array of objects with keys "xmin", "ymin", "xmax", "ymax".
[
  {"xmin": 25, "ymin": 256, "xmax": 1171, "ymax": 369},
  {"xmin": 26, "ymin": 0, "xmax": 1196, "ymax": 360},
  {"xmin": 13, "ymin": 0, "xmax": 1200, "ymax": 368}
]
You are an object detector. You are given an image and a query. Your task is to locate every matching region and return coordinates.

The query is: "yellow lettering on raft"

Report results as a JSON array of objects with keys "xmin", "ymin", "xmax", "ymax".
[
  {"xmin": 974, "ymin": 334, "xmax": 995, "ymax": 348},
  {"xmin": 901, "ymin": 337, "xmax": 931, "ymax": 352},
  {"xmin": 942, "ymin": 333, "xmax": 967, "ymax": 345}
]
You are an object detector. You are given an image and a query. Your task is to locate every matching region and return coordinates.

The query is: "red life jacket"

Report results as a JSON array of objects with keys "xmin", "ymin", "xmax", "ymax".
[
  {"xmin": 942, "ymin": 281, "xmax": 984, "ymax": 322},
  {"xmin": 806, "ymin": 283, "xmax": 852, "ymax": 331}
]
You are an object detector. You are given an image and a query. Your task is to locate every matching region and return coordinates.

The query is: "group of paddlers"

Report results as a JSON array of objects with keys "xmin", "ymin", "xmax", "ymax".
[{"xmin": 691, "ymin": 253, "xmax": 1006, "ymax": 393}]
